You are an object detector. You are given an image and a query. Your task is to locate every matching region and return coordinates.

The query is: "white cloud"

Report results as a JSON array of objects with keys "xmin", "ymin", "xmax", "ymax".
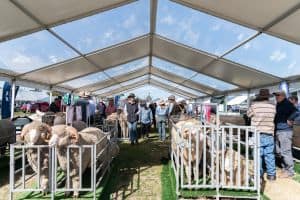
[
  {"xmin": 237, "ymin": 33, "xmax": 244, "ymax": 41},
  {"xmin": 11, "ymin": 54, "xmax": 31, "ymax": 66},
  {"xmin": 243, "ymin": 43, "xmax": 251, "ymax": 50},
  {"xmin": 123, "ymin": 14, "xmax": 136, "ymax": 28},
  {"xmin": 270, "ymin": 50, "xmax": 287, "ymax": 62},
  {"xmin": 104, "ymin": 30, "xmax": 113, "ymax": 39},
  {"xmin": 211, "ymin": 24, "xmax": 221, "ymax": 31},
  {"xmin": 287, "ymin": 61, "xmax": 297, "ymax": 69},
  {"xmin": 184, "ymin": 29, "xmax": 200, "ymax": 44},
  {"xmin": 49, "ymin": 55, "xmax": 59, "ymax": 63},
  {"xmin": 161, "ymin": 15, "xmax": 175, "ymax": 25}
]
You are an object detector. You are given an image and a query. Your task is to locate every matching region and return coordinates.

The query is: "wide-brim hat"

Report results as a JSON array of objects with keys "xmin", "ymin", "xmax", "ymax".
[
  {"xmin": 128, "ymin": 93, "xmax": 135, "ymax": 98},
  {"xmin": 159, "ymin": 100, "xmax": 166, "ymax": 105},
  {"xmin": 168, "ymin": 95, "xmax": 175, "ymax": 101},
  {"xmin": 255, "ymin": 89, "xmax": 273, "ymax": 99}
]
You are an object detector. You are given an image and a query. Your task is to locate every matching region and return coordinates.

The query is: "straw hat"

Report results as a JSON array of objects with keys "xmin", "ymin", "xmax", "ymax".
[{"xmin": 159, "ymin": 100, "xmax": 166, "ymax": 106}]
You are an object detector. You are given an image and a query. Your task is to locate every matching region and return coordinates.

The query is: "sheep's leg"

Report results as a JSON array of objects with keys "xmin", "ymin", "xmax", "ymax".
[{"xmin": 72, "ymin": 176, "xmax": 80, "ymax": 198}]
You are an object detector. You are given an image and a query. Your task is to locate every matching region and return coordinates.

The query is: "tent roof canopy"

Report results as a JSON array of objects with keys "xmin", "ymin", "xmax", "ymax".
[{"xmin": 1, "ymin": 0, "xmax": 300, "ymax": 99}]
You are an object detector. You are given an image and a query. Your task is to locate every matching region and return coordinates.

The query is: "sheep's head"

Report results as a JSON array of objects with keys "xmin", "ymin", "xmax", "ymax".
[
  {"xmin": 21, "ymin": 122, "xmax": 52, "ymax": 145},
  {"xmin": 49, "ymin": 125, "xmax": 79, "ymax": 147}
]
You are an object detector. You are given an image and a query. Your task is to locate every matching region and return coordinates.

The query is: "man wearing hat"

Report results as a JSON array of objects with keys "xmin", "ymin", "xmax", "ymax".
[
  {"xmin": 273, "ymin": 90, "xmax": 298, "ymax": 178},
  {"xmin": 168, "ymin": 95, "xmax": 182, "ymax": 117},
  {"xmin": 247, "ymin": 89, "xmax": 276, "ymax": 181},
  {"xmin": 156, "ymin": 100, "xmax": 169, "ymax": 141},
  {"xmin": 124, "ymin": 93, "xmax": 139, "ymax": 145}
]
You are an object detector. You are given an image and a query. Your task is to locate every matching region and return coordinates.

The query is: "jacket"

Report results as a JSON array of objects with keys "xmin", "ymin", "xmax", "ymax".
[
  {"xmin": 124, "ymin": 102, "xmax": 139, "ymax": 123},
  {"xmin": 275, "ymin": 98, "xmax": 297, "ymax": 131}
]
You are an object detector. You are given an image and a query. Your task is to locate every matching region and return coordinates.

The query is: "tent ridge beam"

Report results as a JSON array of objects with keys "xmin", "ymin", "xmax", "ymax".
[{"xmin": 149, "ymin": 0, "xmax": 158, "ymax": 84}]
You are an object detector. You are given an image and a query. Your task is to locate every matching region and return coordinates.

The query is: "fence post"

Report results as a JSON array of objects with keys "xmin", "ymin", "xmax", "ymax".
[{"xmin": 9, "ymin": 144, "xmax": 14, "ymax": 200}]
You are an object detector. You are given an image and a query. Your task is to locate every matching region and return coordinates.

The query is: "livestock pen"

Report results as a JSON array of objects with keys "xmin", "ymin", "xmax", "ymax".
[
  {"xmin": 9, "ymin": 124, "xmax": 118, "ymax": 200},
  {"xmin": 170, "ymin": 118, "xmax": 260, "ymax": 199}
]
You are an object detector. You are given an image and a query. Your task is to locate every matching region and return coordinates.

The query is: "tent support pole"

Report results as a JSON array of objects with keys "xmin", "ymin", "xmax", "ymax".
[{"xmin": 10, "ymin": 81, "xmax": 16, "ymax": 119}]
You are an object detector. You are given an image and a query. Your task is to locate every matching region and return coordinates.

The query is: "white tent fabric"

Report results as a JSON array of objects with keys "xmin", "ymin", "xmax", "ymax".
[
  {"xmin": 227, "ymin": 95, "xmax": 248, "ymax": 106},
  {"xmin": 0, "ymin": 0, "xmax": 300, "ymax": 99}
]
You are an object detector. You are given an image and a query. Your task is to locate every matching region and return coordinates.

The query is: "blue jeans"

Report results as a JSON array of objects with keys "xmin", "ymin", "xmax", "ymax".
[
  {"xmin": 157, "ymin": 121, "xmax": 166, "ymax": 141},
  {"xmin": 127, "ymin": 121, "xmax": 137, "ymax": 143},
  {"xmin": 260, "ymin": 134, "xmax": 276, "ymax": 176}
]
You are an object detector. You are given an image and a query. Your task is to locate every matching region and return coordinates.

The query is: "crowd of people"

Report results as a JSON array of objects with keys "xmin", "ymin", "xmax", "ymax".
[
  {"xmin": 122, "ymin": 93, "xmax": 186, "ymax": 145},
  {"xmin": 247, "ymin": 89, "xmax": 300, "ymax": 182}
]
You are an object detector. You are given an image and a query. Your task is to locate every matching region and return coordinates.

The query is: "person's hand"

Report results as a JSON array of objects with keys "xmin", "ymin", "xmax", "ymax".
[{"xmin": 287, "ymin": 120, "xmax": 294, "ymax": 126}]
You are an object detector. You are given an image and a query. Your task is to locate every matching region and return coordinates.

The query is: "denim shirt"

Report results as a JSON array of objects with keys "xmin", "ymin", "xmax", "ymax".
[
  {"xmin": 156, "ymin": 106, "xmax": 169, "ymax": 122},
  {"xmin": 139, "ymin": 107, "xmax": 153, "ymax": 124}
]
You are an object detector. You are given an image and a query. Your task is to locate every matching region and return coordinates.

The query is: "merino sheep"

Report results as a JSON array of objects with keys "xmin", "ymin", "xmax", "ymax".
[
  {"xmin": 71, "ymin": 121, "xmax": 87, "ymax": 132},
  {"xmin": 49, "ymin": 126, "xmax": 119, "ymax": 197},
  {"xmin": 171, "ymin": 118, "xmax": 204, "ymax": 182},
  {"xmin": 223, "ymin": 149, "xmax": 254, "ymax": 186},
  {"xmin": 117, "ymin": 110, "xmax": 128, "ymax": 138},
  {"xmin": 20, "ymin": 121, "xmax": 52, "ymax": 193},
  {"xmin": 29, "ymin": 110, "xmax": 66, "ymax": 126}
]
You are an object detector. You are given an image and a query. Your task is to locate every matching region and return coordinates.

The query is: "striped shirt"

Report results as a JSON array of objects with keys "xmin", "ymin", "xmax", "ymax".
[{"xmin": 247, "ymin": 101, "xmax": 276, "ymax": 134}]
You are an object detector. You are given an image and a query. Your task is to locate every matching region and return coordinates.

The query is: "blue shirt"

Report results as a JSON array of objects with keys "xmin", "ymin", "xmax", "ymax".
[
  {"xmin": 139, "ymin": 107, "xmax": 153, "ymax": 124},
  {"xmin": 156, "ymin": 106, "xmax": 169, "ymax": 122}
]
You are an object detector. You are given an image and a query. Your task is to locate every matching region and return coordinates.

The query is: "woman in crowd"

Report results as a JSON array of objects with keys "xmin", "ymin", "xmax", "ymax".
[
  {"xmin": 106, "ymin": 98, "xmax": 117, "ymax": 116},
  {"xmin": 139, "ymin": 100, "xmax": 153, "ymax": 138},
  {"xmin": 156, "ymin": 100, "xmax": 169, "ymax": 142}
]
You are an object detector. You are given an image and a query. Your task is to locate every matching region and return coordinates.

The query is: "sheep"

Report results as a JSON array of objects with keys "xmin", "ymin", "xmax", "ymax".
[
  {"xmin": 20, "ymin": 121, "xmax": 52, "ymax": 193},
  {"xmin": 117, "ymin": 109, "xmax": 128, "ymax": 139},
  {"xmin": 53, "ymin": 112, "xmax": 66, "ymax": 125},
  {"xmin": 28, "ymin": 110, "xmax": 66, "ymax": 126},
  {"xmin": 171, "ymin": 118, "xmax": 204, "ymax": 183},
  {"xmin": 222, "ymin": 148, "xmax": 254, "ymax": 186},
  {"xmin": 0, "ymin": 119, "xmax": 16, "ymax": 156},
  {"xmin": 71, "ymin": 120, "xmax": 87, "ymax": 132},
  {"xmin": 49, "ymin": 126, "xmax": 119, "ymax": 197}
]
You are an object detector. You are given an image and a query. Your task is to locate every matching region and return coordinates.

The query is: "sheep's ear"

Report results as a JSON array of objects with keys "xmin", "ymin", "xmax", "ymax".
[{"xmin": 66, "ymin": 126, "xmax": 79, "ymax": 144}]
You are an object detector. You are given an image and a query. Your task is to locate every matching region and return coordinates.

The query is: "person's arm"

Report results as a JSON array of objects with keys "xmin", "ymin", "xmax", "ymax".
[
  {"xmin": 139, "ymin": 109, "xmax": 142, "ymax": 122},
  {"xmin": 150, "ymin": 110, "xmax": 153, "ymax": 123},
  {"xmin": 287, "ymin": 104, "xmax": 299, "ymax": 125}
]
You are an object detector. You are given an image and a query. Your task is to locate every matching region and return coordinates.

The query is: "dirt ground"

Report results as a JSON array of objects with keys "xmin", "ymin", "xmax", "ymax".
[{"xmin": 101, "ymin": 134, "xmax": 170, "ymax": 200}]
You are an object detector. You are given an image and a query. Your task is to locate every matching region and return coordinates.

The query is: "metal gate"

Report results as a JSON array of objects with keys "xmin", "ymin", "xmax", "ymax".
[
  {"xmin": 171, "ymin": 123, "xmax": 260, "ymax": 199},
  {"xmin": 9, "ymin": 129, "xmax": 116, "ymax": 200}
]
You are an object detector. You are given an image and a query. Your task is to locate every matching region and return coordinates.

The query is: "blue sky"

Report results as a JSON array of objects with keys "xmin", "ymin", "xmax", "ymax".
[{"xmin": 0, "ymin": 0, "xmax": 300, "ymax": 99}]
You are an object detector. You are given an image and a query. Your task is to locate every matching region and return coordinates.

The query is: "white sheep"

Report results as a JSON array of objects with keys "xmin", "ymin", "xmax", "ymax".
[
  {"xmin": 20, "ymin": 121, "xmax": 52, "ymax": 193},
  {"xmin": 171, "ymin": 118, "xmax": 204, "ymax": 183},
  {"xmin": 49, "ymin": 126, "xmax": 119, "ymax": 197}
]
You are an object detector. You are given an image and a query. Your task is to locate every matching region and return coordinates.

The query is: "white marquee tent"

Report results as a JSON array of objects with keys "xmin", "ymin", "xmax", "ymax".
[{"xmin": 1, "ymin": 0, "xmax": 300, "ymax": 101}]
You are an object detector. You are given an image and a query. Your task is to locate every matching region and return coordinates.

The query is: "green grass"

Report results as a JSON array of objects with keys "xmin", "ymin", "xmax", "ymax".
[
  {"xmin": 293, "ymin": 162, "xmax": 300, "ymax": 183},
  {"xmin": 161, "ymin": 161, "xmax": 177, "ymax": 200},
  {"xmin": 161, "ymin": 161, "xmax": 270, "ymax": 200}
]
